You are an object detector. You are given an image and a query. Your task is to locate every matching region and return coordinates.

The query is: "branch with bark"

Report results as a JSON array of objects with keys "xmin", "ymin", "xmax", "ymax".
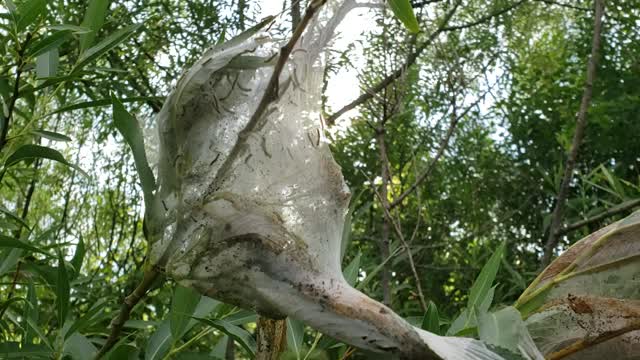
[
  {"xmin": 541, "ymin": 0, "xmax": 605, "ymax": 268},
  {"xmin": 94, "ymin": 269, "xmax": 160, "ymax": 359},
  {"xmin": 557, "ymin": 198, "xmax": 640, "ymax": 236}
]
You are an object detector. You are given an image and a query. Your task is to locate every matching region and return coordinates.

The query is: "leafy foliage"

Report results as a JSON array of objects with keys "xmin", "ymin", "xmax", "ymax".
[{"xmin": 0, "ymin": 0, "xmax": 638, "ymax": 359}]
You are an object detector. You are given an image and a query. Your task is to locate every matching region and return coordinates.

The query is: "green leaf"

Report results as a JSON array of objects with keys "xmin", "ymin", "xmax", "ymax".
[
  {"xmin": 0, "ymin": 205, "xmax": 31, "ymax": 231},
  {"xmin": 446, "ymin": 308, "xmax": 468, "ymax": 336},
  {"xmin": 214, "ymin": 15, "xmax": 274, "ymax": 51},
  {"xmin": 0, "ymin": 296, "xmax": 27, "ymax": 317},
  {"xmin": 78, "ymin": 0, "xmax": 110, "ymax": 53},
  {"xmin": 35, "ymin": 48, "xmax": 59, "ymax": 79},
  {"xmin": 170, "ymin": 285, "xmax": 202, "ymax": 341},
  {"xmin": 467, "ymin": 243, "xmax": 505, "ymax": 312},
  {"xmin": 145, "ymin": 321, "xmax": 172, "ymax": 360},
  {"xmin": 342, "ymin": 252, "xmax": 361, "ymax": 286},
  {"xmin": 4, "ymin": 0, "xmax": 17, "ymax": 13},
  {"xmin": 478, "ymin": 306, "xmax": 542, "ymax": 359},
  {"xmin": 421, "ymin": 301, "xmax": 440, "ymax": 334},
  {"xmin": 27, "ymin": 31, "xmax": 71, "ymax": 57},
  {"xmin": 73, "ymin": 24, "xmax": 141, "ymax": 71},
  {"xmin": 0, "ymin": 234, "xmax": 50, "ymax": 256},
  {"xmin": 64, "ymin": 298, "xmax": 107, "ymax": 340},
  {"xmin": 106, "ymin": 344, "xmax": 139, "ymax": 360},
  {"xmin": 48, "ymin": 24, "xmax": 92, "ymax": 34},
  {"xmin": 56, "ymin": 251, "xmax": 70, "ymax": 324},
  {"xmin": 146, "ymin": 296, "xmax": 220, "ymax": 360},
  {"xmin": 224, "ymin": 309, "xmax": 256, "ymax": 325},
  {"xmin": 5, "ymin": 144, "xmax": 87, "ymax": 177},
  {"xmin": 16, "ymin": 0, "xmax": 46, "ymax": 32},
  {"xmin": 22, "ymin": 279, "xmax": 38, "ymax": 346},
  {"xmin": 340, "ymin": 190, "xmax": 365, "ymax": 262},
  {"xmin": 69, "ymin": 238, "xmax": 85, "ymax": 276},
  {"xmin": 286, "ymin": 318, "xmax": 305, "ymax": 358},
  {"xmin": 48, "ymin": 96, "xmax": 163, "ymax": 116},
  {"xmin": 193, "ymin": 317, "xmax": 256, "ymax": 357},
  {"xmin": 111, "ymin": 96, "xmax": 156, "ymax": 207},
  {"xmin": 63, "ymin": 332, "xmax": 97, "ymax": 360},
  {"xmin": 0, "ymin": 75, "xmax": 11, "ymax": 101},
  {"xmin": 31, "ymin": 129, "xmax": 72, "ymax": 142},
  {"xmin": 0, "ymin": 343, "xmax": 53, "ymax": 358},
  {"xmin": 388, "ymin": 0, "xmax": 420, "ymax": 33}
]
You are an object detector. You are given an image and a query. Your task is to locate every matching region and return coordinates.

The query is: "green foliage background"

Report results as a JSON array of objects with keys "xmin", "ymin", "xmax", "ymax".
[{"xmin": 0, "ymin": 0, "xmax": 638, "ymax": 359}]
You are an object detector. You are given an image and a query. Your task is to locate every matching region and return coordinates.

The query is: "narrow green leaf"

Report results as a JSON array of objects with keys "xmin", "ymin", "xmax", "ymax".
[
  {"xmin": 342, "ymin": 252, "xmax": 361, "ymax": 286},
  {"xmin": 4, "ymin": 0, "xmax": 17, "ymax": 13},
  {"xmin": 31, "ymin": 129, "xmax": 72, "ymax": 142},
  {"xmin": 22, "ymin": 279, "xmax": 38, "ymax": 346},
  {"xmin": 224, "ymin": 309, "xmax": 256, "ymax": 325},
  {"xmin": 467, "ymin": 243, "xmax": 505, "ymax": 312},
  {"xmin": 193, "ymin": 317, "xmax": 256, "ymax": 357},
  {"xmin": 145, "ymin": 297, "xmax": 220, "ymax": 360},
  {"xmin": 27, "ymin": 31, "xmax": 70, "ymax": 57},
  {"xmin": 341, "ymin": 190, "xmax": 364, "ymax": 262},
  {"xmin": 36, "ymin": 48, "xmax": 59, "ymax": 79},
  {"xmin": 0, "ymin": 343, "xmax": 53, "ymax": 358},
  {"xmin": 107, "ymin": 344, "xmax": 139, "ymax": 360},
  {"xmin": 64, "ymin": 298, "xmax": 107, "ymax": 340},
  {"xmin": 74, "ymin": 24, "xmax": 141, "ymax": 71},
  {"xmin": 388, "ymin": 0, "xmax": 420, "ymax": 33},
  {"xmin": 49, "ymin": 24, "xmax": 92, "ymax": 33},
  {"xmin": 56, "ymin": 251, "xmax": 70, "ymax": 324},
  {"xmin": 48, "ymin": 96, "xmax": 163, "ymax": 116},
  {"xmin": 16, "ymin": 0, "xmax": 46, "ymax": 31},
  {"xmin": 170, "ymin": 285, "xmax": 202, "ymax": 340},
  {"xmin": 421, "ymin": 301, "xmax": 440, "ymax": 334},
  {"xmin": 478, "ymin": 306, "xmax": 542, "ymax": 359},
  {"xmin": 0, "ymin": 76, "xmax": 11, "ymax": 101},
  {"xmin": 4, "ymin": 144, "xmax": 88, "ymax": 177},
  {"xmin": 78, "ymin": 0, "xmax": 110, "ymax": 53},
  {"xmin": 69, "ymin": 237, "xmax": 85, "ymax": 277},
  {"xmin": 286, "ymin": 318, "xmax": 305, "ymax": 358},
  {"xmin": 214, "ymin": 16, "xmax": 274, "ymax": 51},
  {"xmin": 112, "ymin": 96, "xmax": 156, "ymax": 206},
  {"xmin": 446, "ymin": 308, "xmax": 468, "ymax": 336},
  {"xmin": 63, "ymin": 332, "xmax": 97, "ymax": 359},
  {"xmin": 0, "ymin": 234, "xmax": 50, "ymax": 256},
  {"xmin": 145, "ymin": 321, "xmax": 172, "ymax": 360},
  {"xmin": 0, "ymin": 205, "xmax": 31, "ymax": 231},
  {"xmin": 0, "ymin": 297, "xmax": 27, "ymax": 317}
]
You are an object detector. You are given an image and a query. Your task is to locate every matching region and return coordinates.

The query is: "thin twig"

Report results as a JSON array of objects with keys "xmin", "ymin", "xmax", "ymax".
[
  {"xmin": 389, "ymin": 71, "xmax": 504, "ymax": 209},
  {"xmin": 541, "ymin": 0, "xmax": 605, "ymax": 268},
  {"xmin": 94, "ymin": 269, "xmax": 160, "ymax": 359},
  {"xmin": 0, "ymin": 32, "xmax": 32, "ymax": 153},
  {"xmin": 367, "ymin": 172, "xmax": 428, "ymax": 312},
  {"xmin": 325, "ymin": 0, "xmax": 529, "ymax": 126},
  {"xmin": 325, "ymin": 1, "xmax": 461, "ymax": 126},
  {"xmin": 440, "ymin": 0, "xmax": 527, "ymax": 31},
  {"xmin": 557, "ymin": 198, "xmax": 640, "ymax": 236}
]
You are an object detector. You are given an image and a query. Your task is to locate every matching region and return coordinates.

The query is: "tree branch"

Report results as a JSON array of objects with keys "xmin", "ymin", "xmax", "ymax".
[
  {"xmin": 325, "ymin": 0, "xmax": 529, "ymax": 126},
  {"xmin": 557, "ymin": 198, "xmax": 640, "ymax": 236},
  {"xmin": 541, "ymin": 0, "xmax": 605, "ymax": 268},
  {"xmin": 325, "ymin": 1, "xmax": 460, "ymax": 126},
  {"xmin": 440, "ymin": 0, "xmax": 527, "ymax": 31},
  {"xmin": 255, "ymin": 316, "xmax": 287, "ymax": 360},
  {"xmin": 0, "ymin": 33, "xmax": 32, "ymax": 153},
  {"xmin": 94, "ymin": 268, "xmax": 160, "ymax": 359}
]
